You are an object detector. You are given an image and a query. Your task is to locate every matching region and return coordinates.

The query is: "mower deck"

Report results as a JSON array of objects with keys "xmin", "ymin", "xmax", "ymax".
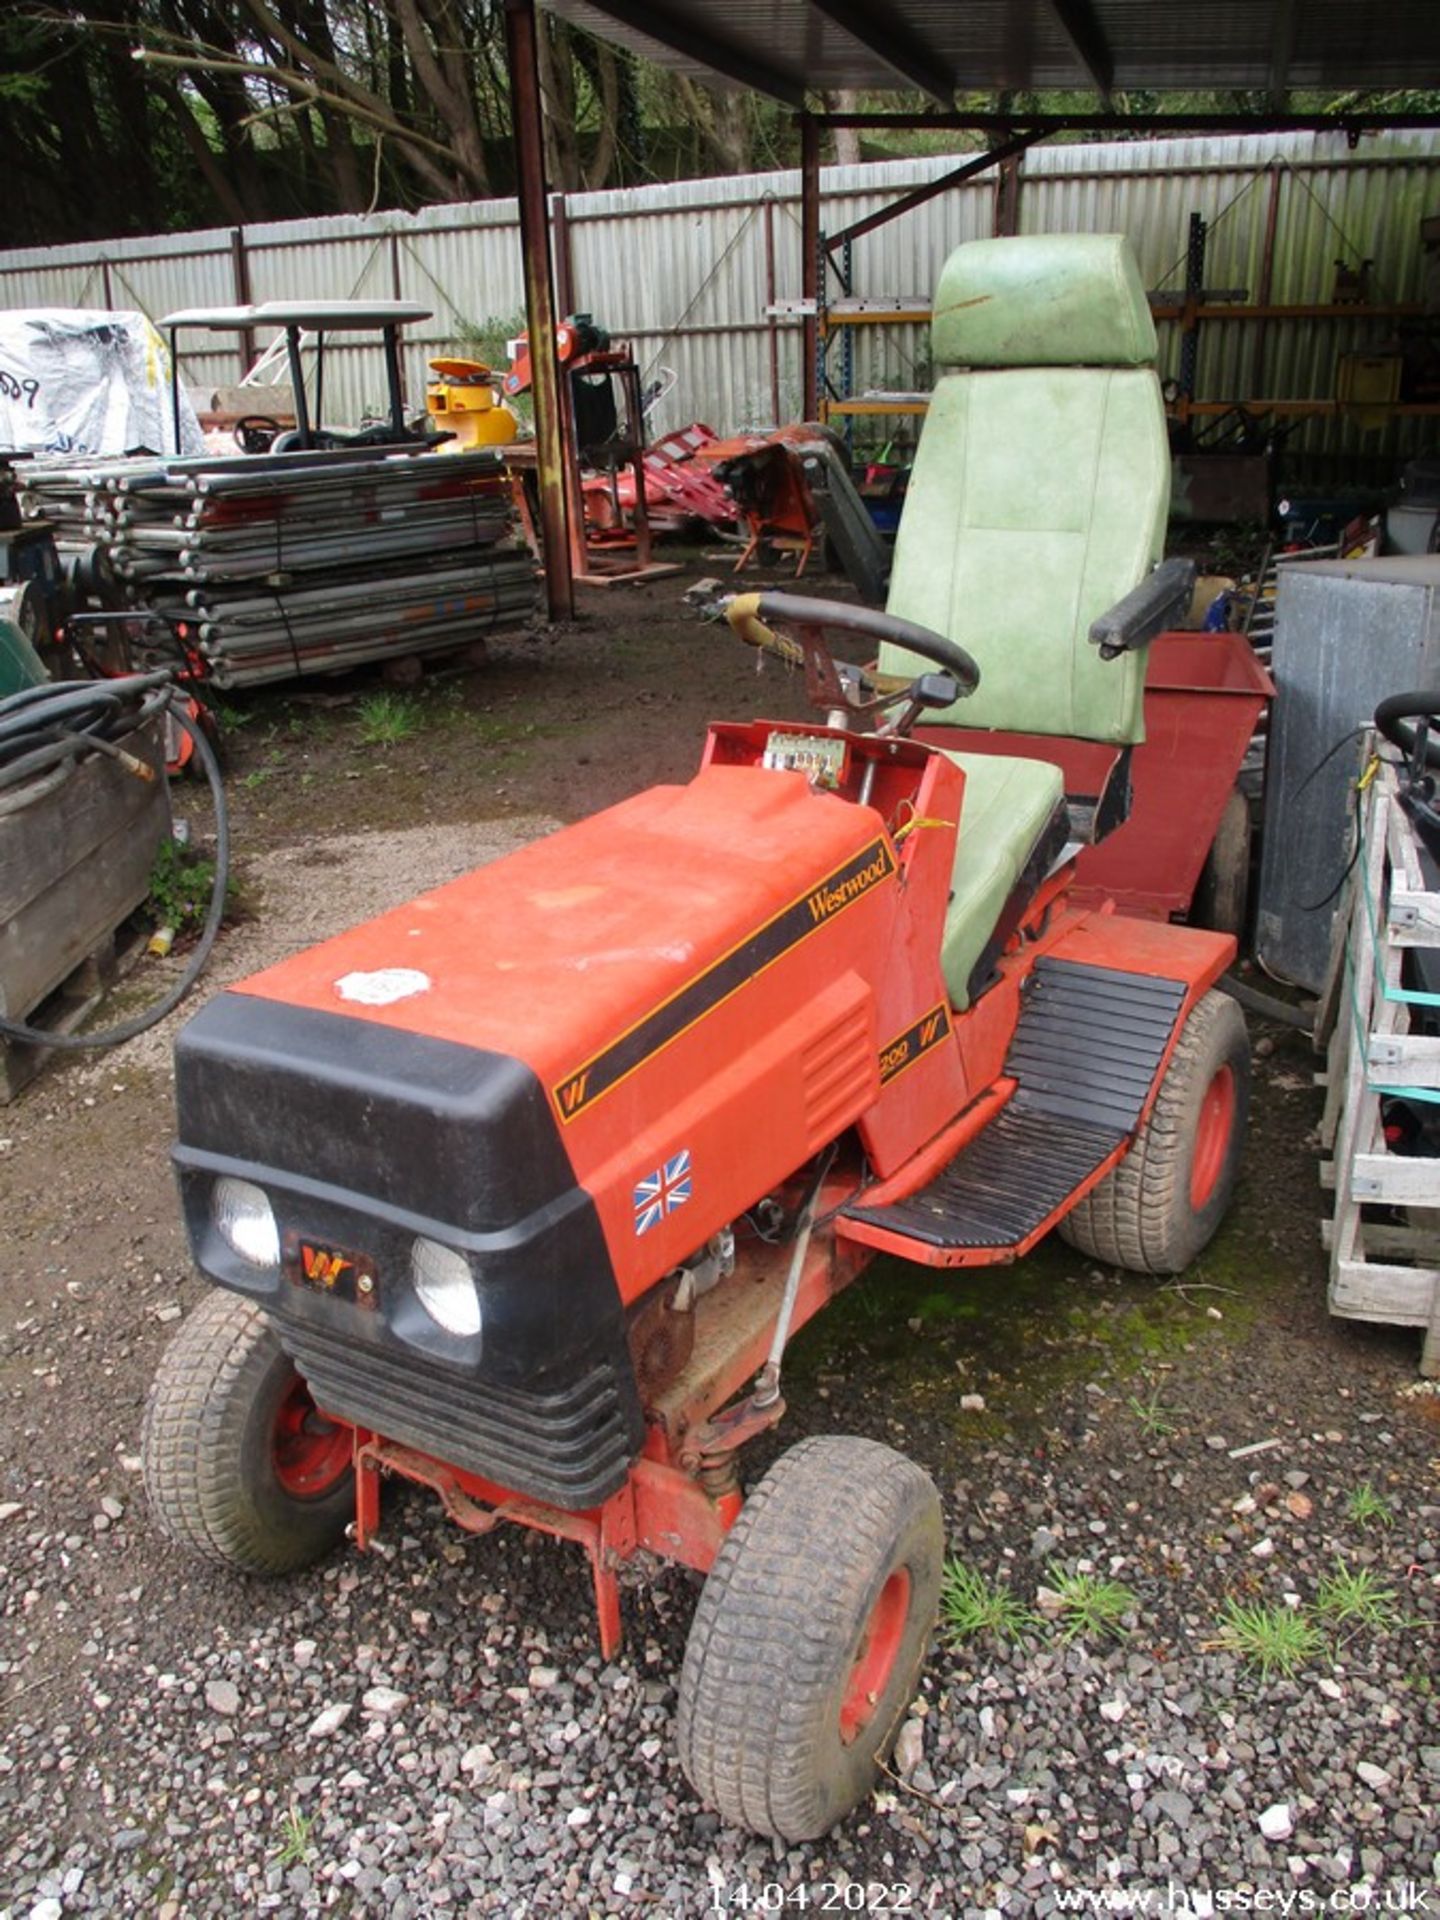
[{"xmin": 839, "ymin": 959, "xmax": 1187, "ymax": 1263}]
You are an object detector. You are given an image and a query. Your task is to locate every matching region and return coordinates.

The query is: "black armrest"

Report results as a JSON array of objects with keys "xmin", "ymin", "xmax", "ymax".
[{"xmin": 1088, "ymin": 557, "xmax": 1196, "ymax": 660}]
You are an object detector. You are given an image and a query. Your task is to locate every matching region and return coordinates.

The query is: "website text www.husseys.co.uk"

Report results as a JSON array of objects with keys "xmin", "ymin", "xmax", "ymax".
[{"xmin": 1049, "ymin": 1880, "xmax": 1435, "ymax": 1916}]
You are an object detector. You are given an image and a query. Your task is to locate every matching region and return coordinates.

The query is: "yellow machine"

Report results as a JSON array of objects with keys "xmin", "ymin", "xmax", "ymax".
[{"xmin": 425, "ymin": 358, "xmax": 519, "ymax": 453}]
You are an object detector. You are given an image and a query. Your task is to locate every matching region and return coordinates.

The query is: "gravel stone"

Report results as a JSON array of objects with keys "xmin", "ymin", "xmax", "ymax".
[{"xmin": 204, "ymin": 1679, "xmax": 240, "ymax": 1717}]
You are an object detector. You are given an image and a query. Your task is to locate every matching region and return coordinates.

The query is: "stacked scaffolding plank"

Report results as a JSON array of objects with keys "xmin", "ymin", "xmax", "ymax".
[
  {"xmin": 1319, "ymin": 753, "xmax": 1440, "ymax": 1375},
  {"xmin": 21, "ymin": 447, "xmax": 537, "ymax": 688}
]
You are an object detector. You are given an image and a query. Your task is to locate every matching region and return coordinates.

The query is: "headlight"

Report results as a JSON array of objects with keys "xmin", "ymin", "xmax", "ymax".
[
  {"xmin": 213, "ymin": 1176, "xmax": 280, "ymax": 1268},
  {"xmin": 411, "ymin": 1238, "xmax": 481, "ymax": 1339}
]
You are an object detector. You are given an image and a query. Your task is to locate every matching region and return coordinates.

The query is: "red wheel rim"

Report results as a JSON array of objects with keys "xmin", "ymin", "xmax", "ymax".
[
  {"xmin": 1189, "ymin": 1063, "xmax": 1237, "ymax": 1211},
  {"xmin": 839, "ymin": 1569, "xmax": 911, "ymax": 1745},
  {"xmin": 272, "ymin": 1376, "xmax": 351, "ymax": 1499}
]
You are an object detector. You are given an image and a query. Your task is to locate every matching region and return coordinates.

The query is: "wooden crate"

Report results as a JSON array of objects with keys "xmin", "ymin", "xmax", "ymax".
[
  {"xmin": 0, "ymin": 715, "xmax": 170, "ymax": 1099},
  {"xmin": 1319, "ymin": 754, "xmax": 1440, "ymax": 1374}
]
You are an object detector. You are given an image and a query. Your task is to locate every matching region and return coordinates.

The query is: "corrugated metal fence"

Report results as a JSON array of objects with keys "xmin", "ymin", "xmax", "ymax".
[{"xmin": 2, "ymin": 130, "xmax": 1436, "ymax": 472}]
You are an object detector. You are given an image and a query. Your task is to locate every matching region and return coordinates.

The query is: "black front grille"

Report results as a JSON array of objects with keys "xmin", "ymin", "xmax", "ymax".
[
  {"xmin": 281, "ymin": 1318, "xmax": 640, "ymax": 1510},
  {"xmin": 174, "ymin": 992, "xmax": 645, "ymax": 1511}
]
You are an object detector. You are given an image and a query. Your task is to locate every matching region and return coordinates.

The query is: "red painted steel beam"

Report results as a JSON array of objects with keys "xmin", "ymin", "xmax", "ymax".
[{"xmin": 504, "ymin": 0, "xmax": 574, "ymax": 622}]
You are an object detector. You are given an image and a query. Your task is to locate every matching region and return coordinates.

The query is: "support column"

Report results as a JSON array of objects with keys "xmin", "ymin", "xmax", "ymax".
[
  {"xmin": 800, "ymin": 112, "xmax": 821, "ymax": 421},
  {"xmin": 504, "ymin": 0, "xmax": 574, "ymax": 621}
]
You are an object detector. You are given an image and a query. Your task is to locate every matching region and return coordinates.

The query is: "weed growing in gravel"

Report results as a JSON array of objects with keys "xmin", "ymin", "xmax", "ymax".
[
  {"xmin": 1345, "ymin": 1482, "xmax": 1396, "ymax": 1529},
  {"xmin": 1128, "ymin": 1381, "xmax": 1176, "ymax": 1439},
  {"xmin": 1314, "ymin": 1560, "xmax": 1401, "ymax": 1633},
  {"xmin": 1216, "ymin": 1597, "xmax": 1324, "ymax": 1679},
  {"xmin": 147, "ymin": 837, "xmax": 220, "ymax": 937},
  {"xmin": 357, "ymin": 691, "xmax": 421, "ymax": 746},
  {"xmin": 940, "ymin": 1559, "xmax": 1035, "ymax": 1644},
  {"xmin": 274, "ymin": 1805, "xmax": 314, "ymax": 1868},
  {"xmin": 1046, "ymin": 1568, "xmax": 1137, "ymax": 1643}
]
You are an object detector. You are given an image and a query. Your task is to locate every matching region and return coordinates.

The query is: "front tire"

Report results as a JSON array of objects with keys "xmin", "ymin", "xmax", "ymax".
[
  {"xmin": 1059, "ymin": 988, "xmax": 1249, "ymax": 1275},
  {"xmin": 676, "ymin": 1435, "xmax": 943, "ymax": 1842},
  {"xmin": 142, "ymin": 1289, "xmax": 354, "ymax": 1574}
]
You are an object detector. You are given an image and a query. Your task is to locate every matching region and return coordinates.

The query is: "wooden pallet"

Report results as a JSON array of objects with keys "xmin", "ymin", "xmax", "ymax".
[
  {"xmin": 0, "ymin": 911, "xmax": 150, "ymax": 1103},
  {"xmin": 1319, "ymin": 754, "xmax": 1440, "ymax": 1374},
  {"xmin": 0, "ymin": 714, "xmax": 169, "ymax": 1101}
]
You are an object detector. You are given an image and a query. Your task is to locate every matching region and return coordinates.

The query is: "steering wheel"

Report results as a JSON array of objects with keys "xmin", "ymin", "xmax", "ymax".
[
  {"xmin": 723, "ymin": 590, "xmax": 980, "ymax": 738},
  {"xmin": 233, "ymin": 414, "xmax": 283, "ymax": 455}
]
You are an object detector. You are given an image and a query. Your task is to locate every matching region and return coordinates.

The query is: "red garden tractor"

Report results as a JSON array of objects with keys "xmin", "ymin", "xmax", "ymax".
[{"xmin": 143, "ymin": 236, "xmax": 1251, "ymax": 1843}]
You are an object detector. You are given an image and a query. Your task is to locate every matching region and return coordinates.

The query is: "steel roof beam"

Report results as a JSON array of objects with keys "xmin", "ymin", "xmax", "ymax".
[
  {"xmin": 813, "ymin": 110, "xmax": 1440, "ymax": 132},
  {"xmin": 1269, "ymin": 0, "xmax": 1298, "ymax": 104},
  {"xmin": 806, "ymin": 0, "xmax": 953, "ymax": 105},
  {"xmin": 571, "ymin": 0, "xmax": 807, "ymax": 106},
  {"xmin": 824, "ymin": 129, "xmax": 1043, "ymax": 256},
  {"xmin": 1043, "ymin": 0, "xmax": 1115, "ymax": 100}
]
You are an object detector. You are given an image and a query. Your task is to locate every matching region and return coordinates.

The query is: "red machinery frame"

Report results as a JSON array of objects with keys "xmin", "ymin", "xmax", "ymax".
[{"xmin": 295, "ymin": 736, "xmax": 1234, "ymax": 1656}]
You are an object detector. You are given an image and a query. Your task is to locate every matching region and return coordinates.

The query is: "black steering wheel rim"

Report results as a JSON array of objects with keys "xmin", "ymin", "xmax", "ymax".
[
  {"xmin": 233, "ymin": 413, "xmax": 283, "ymax": 454},
  {"xmin": 742, "ymin": 590, "xmax": 981, "ymax": 695}
]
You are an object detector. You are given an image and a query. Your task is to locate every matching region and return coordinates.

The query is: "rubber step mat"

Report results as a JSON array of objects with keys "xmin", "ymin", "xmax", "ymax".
[{"xmin": 842, "ymin": 958, "xmax": 1187, "ymax": 1252}]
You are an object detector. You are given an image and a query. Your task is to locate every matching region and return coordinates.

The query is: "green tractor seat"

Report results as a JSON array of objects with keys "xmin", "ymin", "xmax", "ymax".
[
  {"xmin": 870, "ymin": 234, "xmax": 1193, "ymax": 1008},
  {"xmin": 941, "ymin": 751, "xmax": 1067, "ymax": 1009},
  {"xmin": 880, "ymin": 232, "xmax": 1182, "ymax": 750}
]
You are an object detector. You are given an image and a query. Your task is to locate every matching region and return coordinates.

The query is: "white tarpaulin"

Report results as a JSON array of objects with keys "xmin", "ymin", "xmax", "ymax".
[{"xmin": 0, "ymin": 309, "xmax": 203, "ymax": 458}]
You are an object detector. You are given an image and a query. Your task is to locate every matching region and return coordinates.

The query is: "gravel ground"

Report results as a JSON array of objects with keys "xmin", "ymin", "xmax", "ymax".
[{"xmin": 1, "ymin": 598, "xmax": 1438, "ymax": 1917}]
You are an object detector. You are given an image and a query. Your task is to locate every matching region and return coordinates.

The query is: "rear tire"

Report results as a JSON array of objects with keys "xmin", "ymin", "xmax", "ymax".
[
  {"xmin": 676, "ymin": 1435, "xmax": 943, "ymax": 1842},
  {"xmin": 142, "ymin": 1289, "xmax": 354, "ymax": 1574},
  {"xmin": 1191, "ymin": 787, "xmax": 1252, "ymax": 938},
  {"xmin": 1058, "ymin": 988, "xmax": 1249, "ymax": 1275}
]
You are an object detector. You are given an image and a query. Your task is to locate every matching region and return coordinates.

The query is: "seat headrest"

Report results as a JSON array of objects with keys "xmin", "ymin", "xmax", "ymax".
[{"xmin": 932, "ymin": 234, "xmax": 1156, "ymax": 369}]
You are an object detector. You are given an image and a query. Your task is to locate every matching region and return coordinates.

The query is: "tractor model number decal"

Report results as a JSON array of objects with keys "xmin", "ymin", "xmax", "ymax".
[
  {"xmin": 553, "ymin": 836, "xmax": 897, "ymax": 1122},
  {"xmin": 301, "ymin": 1244, "xmax": 353, "ymax": 1286},
  {"xmin": 633, "ymin": 1149, "xmax": 692, "ymax": 1236},
  {"xmin": 878, "ymin": 1003, "xmax": 952, "ymax": 1086},
  {"xmin": 284, "ymin": 1230, "xmax": 377, "ymax": 1309}
]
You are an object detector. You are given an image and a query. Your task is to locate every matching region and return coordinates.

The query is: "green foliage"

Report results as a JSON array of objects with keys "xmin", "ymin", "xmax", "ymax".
[
  {"xmin": 453, "ymin": 311, "xmax": 528, "ymax": 370},
  {"xmin": 356, "ymin": 692, "xmax": 421, "ymax": 747},
  {"xmin": 1314, "ymin": 1561, "xmax": 1401, "ymax": 1633},
  {"xmin": 1346, "ymin": 1482, "xmax": 1396, "ymax": 1530},
  {"xmin": 147, "ymin": 837, "xmax": 218, "ymax": 936},
  {"xmin": 939, "ymin": 1559, "xmax": 1035, "ymax": 1644},
  {"xmin": 1216, "ymin": 1597, "xmax": 1325, "ymax": 1679},
  {"xmin": 1045, "ymin": 1567, "xmax": 1138, "ymax": 1643},
  {"xmin": 1128, "ymin": 1381, "xmax": 1176, "ymax": 1439},
  {"xmin": 274, "ymin": 1804, "xmax": 313, "ymax": 1869}
]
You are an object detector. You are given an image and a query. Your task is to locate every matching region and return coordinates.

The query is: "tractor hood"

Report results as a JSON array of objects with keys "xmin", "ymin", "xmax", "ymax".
[
  {"xmin": 180, "ymin": 760, "xmax": 919, "ymax": 1299},
  {"xmin": 226, "ymin": 763, "xmax": 891, "ymax": 1111}
]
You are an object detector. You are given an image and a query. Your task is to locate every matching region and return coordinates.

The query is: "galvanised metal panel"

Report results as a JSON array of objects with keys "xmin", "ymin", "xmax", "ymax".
[
  {"xmin": 1257, "ymin": 558, "xmax": 1440, "ymax": 992},
  {"xmin": 2, "ymin": 134, "xmax": 1437, "ymax": 443}
]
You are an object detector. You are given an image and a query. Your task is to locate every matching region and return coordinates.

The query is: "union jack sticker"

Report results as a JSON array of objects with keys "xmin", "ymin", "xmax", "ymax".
[{"xmin": 633, "ymin": 1149, "xmax": 692, "ymax": 1237}]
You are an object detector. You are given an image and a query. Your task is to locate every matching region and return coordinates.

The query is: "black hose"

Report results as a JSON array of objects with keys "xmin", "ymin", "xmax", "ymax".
[
  {"xmin": 1374, "ymin": 690, "xmax": 1440, "ymax": 768},
  {"xmin": 0, "ymin": 681, "xmax": 229, "ymax": 1050}
]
